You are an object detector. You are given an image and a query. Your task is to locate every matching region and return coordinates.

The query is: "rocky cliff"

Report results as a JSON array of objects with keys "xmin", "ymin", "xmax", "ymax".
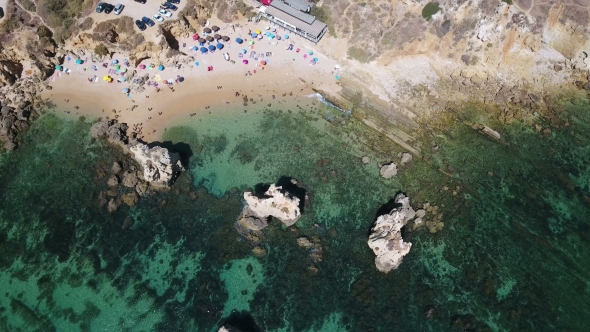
[{"xmin": 368, "ymin": 194, "xmax": 416, "ymax": 273}]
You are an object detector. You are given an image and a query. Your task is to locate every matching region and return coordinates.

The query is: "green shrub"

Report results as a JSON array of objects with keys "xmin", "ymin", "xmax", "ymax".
[
  {"xmin": 422, "ymin": 2, "xmax": 441, "ymax": 20},
  {"xmin": 21, "ymin": 0, "xmax": 37, "ymax": 12},
  {"xmin": 94, "ymin": 43, "xmax": 109, "ymax": 56}
]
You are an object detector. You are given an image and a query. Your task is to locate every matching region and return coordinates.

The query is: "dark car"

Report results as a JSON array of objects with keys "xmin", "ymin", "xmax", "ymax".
[
  {"xmin": 135, "ymin": 19, "xmax": 146, "ymax": 31},
  {"xmin": 168, "ymin": 0, "xmax": 180, "ymax": 4},
  {"xmin": 134, "ymin": 0, "xmax": 146, "ymax": 3},
  {"xmin": 142, "ymin": 16, "xmax": 155, "ymax": 27},
  {"xmin": 104, "ymin": 3, "xmax": 114, "ymax": 13},
  {"xmin": 96, "ymin": 2, "xmax": 107, "ymax": 13},
  {"xmin": 164, "ymin": 2, "xmax": 177, "ymax": 10},
  {"xmin": 0, "ymin": 7, "xmax": 4, "ymax": 19}
]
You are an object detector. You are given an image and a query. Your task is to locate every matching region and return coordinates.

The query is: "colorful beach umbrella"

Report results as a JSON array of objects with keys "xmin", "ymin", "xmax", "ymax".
[
  {"xmin": 192, "ymin": 46, "xmax": 198, "ymax": 50},
  {"xmin": 118, "ymin": 77, "xmax": 127, "ymax": 82},
  {"xmin": 120, "ymin": 68, "xmax": 127, "ymax": 73},
  {"xmin": 251, "ymin": 33, "xmax": 257, "ymax": 38},
  {"xmin": 236, "ymin": 38, "xmax": 243, "ymax": 44},
  {"xmin": 243, "ymin": 60, "xmax": 248, "ymax": 64},
  {"xmin": 212, "ymin": 26, "xmax": 220, "ymax": 32},
  {"xmin": 114, "ymin": 64, "xmax": 120, "ymax": 70},
  {"xmin": 203, "ymin": 28, "xmax": 212, "ymax": 33},
  {"xmin": 257, "ymin": 35, "xmax": 263, "ymax": 40},
  {"xmin": 55, "ymin": 65, "xmax": 62, "ymax": 71},
  {"xmin": 260, "ymin": 60, "xmax": 266, "ymax": 65},
  {"xmin": 178, "ymin": 76, "xmax": 184, "ymax": 82},
  {"xmin": 192, "ymin": 33, "xmax": 199, "ymax": 40},
  {"xmin": 214, "ymin": 34, "xmax": 221, "ymax": 40},
  {"xmin": 206, "ymin": 36, "xmax": 214, "ymax": 42},
  {"xmin": 221, "ymin": 36, "xmax": 230, "ymax": 41},
  {"xmin": 255, "ymin": 30, "xmax": 261, "ymax": 34},
  {"xmin": 122, "ymin": 88, "xmax": 130, "ymax": 93},
  {"xmin": 195, "ymin": 62, "xmax": 200, "ymax": 66},
  {"xmin": 208, "ymin": 45, "xmax": 216, "ymax": 51},
  {"xmin": 198, "ymin": 38, "xmax": 206, "ymax": 43},
  {"xmin": 242, "ymin": 49, "xmax": 247, "ymax": 54},
  {"xmin": 284, "ymin": 34, "xmax": 289, "ymax": 39},
  {"xmin": 75, "ymin": 59, "xmax": 83, "ymax": 64},
  {"xmin": 216, "ymin": 43, "xmax": 224, "ymax": 50},
  {"xmin": 158, "ymin": 65, "xmax": 164, "ymax": 71},
  {"xmin": 112, "ymin": 59, "xmax": 119, "ymax": 64},
  {"xmin": 139, "ymin": 64, "xmax": 146, "ymax": 69},
  {"xmin": 200, "ymin": 47, "xmax": 208, "ymax": 53}
]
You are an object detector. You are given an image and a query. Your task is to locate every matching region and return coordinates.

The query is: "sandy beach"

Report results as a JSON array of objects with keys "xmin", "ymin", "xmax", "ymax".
[{"xmin": 41, "ymin": 18, "xmax": 343, "ymax": 141}]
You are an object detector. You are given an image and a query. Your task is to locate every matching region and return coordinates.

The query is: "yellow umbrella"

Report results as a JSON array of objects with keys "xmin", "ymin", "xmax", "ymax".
[
  {"xmin": 154, "ymin": 75, "xmax": 161, "ymax": 82},
  {"xmin": 103, "ymin": 75, "xmax": 109, "ymax": 81},
  {"xmin": 255, "ymin": 30, "xmax": 261, "ymax": 34}
]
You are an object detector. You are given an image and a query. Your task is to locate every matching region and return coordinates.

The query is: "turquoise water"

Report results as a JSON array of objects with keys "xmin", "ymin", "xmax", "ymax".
[{"xmin": 0, "ymin": 97, "xmax": 589, "ymax": 331}]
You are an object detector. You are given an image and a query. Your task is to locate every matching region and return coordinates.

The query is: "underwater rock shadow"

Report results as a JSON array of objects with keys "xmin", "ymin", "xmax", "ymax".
[
  {"xmin": 219, "ymin": 310, "xmax": 263, "ymax": 332},
  {"xmin": 147, "ymin": 140, "xmax": 193, "ymax": 167},
  {"xmin": 253, "ymin": 176, "xmax": 307, "ymax": 214}
]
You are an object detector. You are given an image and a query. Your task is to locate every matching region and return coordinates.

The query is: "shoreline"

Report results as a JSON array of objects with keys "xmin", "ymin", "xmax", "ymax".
[{"xmin": 40, "ymin": 19, "xmax": 342, "ymax": 141}]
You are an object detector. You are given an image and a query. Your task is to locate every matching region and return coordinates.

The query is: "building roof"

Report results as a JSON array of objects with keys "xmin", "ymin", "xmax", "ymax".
[
  {"xmin": 270, "ymin": 0, "xmax": 315, "ymax": 24},
  {"xmin": 281, "ymin": 0, "xmax": 313, "ymax": 12},
  {"xmin": 261, "ymin": 5, "xmax": 327, "ymax": 38}
]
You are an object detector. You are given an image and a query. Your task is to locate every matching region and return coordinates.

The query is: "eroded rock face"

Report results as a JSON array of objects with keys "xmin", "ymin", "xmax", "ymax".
[
  {"xmin": 368, "ymin": 193, "xmax": 416, "ymax": 273},
  {"xmin": 0, "ymin": 102, "xmax": 36, "ymax": 150},
  {"xmin": 90, "ymin": 120, "xmax": 184, "ymax": 187},
  {"xmin": 243, "ymin": 184, "xmax": 301, "ymax": 227},
  {"xmin": 129, "ymin": 143, "xmax": 184, "ymax": 188}
]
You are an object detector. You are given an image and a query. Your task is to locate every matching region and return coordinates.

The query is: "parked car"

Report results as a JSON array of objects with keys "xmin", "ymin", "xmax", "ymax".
[
  {"xmin": 152, "ymin": 14, "xmax": 164, "ymax": 23},
  {"xmin": 168, "ymin": 0, "xmax": 180, "ymax": 3},
  {"xmin": 96, "ymin": 2, "xmax": 107, "ymax": 13},
  {"xmin": 164, "ymin": 2, "xmax": 177, "ymax": 10},
  {"xmin": 135, "ymin": 19, "xmax": 146, "ymax": 31},
  {"xmin": 104, "ymin": 3, "xmax": 114, "ymax": 14},
  {"xmin": 113, "ymin": 4, "xmax": 124, "ymax": 15},
  {"xmin": 0, "ymin": 7, "xmax": 4, "ymax": 19},
  {"xmin": 158, "ymin": 9, "xmax": 172, "ymax": 17},
  {"xmin": 142, "ymin": 16, "xmax": 155, "ymax": 27},
  {"xmin": 134, "ymin": 0, "xmax": 146, "ymax": 3}
]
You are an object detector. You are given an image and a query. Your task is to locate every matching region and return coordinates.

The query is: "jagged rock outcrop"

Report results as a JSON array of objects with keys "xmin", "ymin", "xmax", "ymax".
[
  {"xmin": 91, "ymin": 120, "xmax": 184, "ymax": 187},
  {"xmin": 237, "ymin": 183, "xmax": 302, "ymax": 233},
  {"xmin": 368, "ymin": 193, "xmax": 416, "ymax": 273},
  {"xmin": 129, "ymin": 143, "xmax": 184, "ymax": 188},
  {"xmin": 0, "ymin": 101, "xmax": 36, "ymax": 150}
]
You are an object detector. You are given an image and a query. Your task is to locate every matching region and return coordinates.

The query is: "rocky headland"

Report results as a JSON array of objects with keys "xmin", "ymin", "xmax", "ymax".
[{"xmin": 368, "ymin": 193, "xmax": 417, "ymax": 273}]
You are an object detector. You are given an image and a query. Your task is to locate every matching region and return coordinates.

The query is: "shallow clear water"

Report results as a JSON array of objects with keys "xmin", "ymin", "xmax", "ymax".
[{"xmin": 0, "ymin": 97, "xmax": 589, "ymax": 331}]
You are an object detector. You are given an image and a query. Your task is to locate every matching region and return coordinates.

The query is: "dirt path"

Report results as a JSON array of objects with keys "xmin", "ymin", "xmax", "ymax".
[{"xmin": 12, "ymin": 0, "xmax": 55, "ymax": 34}]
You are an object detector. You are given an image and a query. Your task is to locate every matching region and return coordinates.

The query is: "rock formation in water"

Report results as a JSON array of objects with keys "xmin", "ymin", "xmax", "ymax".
[
  {"xmin": 380, "ymin": 162, "xmax": 398, "ymax": 179},
  {"xmin": 91, "ymin": 120, "xmax": 184, "ymax": 188},
  {"xmin": 239, "ymin": 184, "xmax": 302, "ymax": 229},
  {"xmin": 0, "ymin": 102, "xmax": 37, "ymax": 150},
  {"xmin": 368, "ymin": 193, "xmax": 416, "ymax": 273}
]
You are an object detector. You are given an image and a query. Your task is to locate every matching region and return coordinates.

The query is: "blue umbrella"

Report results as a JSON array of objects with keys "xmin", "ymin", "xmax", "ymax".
[
  {"xmin": 112, "ymin": 59, "xmax": 119, "ymax": 64},
  {"xmin": 192, "ymin": 46, "xmax": 197, "ymax": 50},
  {"xmin": 242, "ymin": 49, "xmax": 247, "ymax": 54},
  {"xmin": 216, "ymin": 43, "xmax": 224, "ymax": 50},
  {"xmin": 158, "ymin": 65, "xmax": 164, "ymax": 71},
  {"xmin": 200, "ymin": 47, "xmax": 208, "ymax": 53},
  {"xmin": 208, "ymin": 45, "xmax": 216, "ymax": 51},
  {"xmin": 236, "ymin": 38, "xmax": 243, "ymax": 44},
  {"xmin": 122, "ymin": 88, "xmax": 130, "ymax": 93},
  {"xmin": 251, "ymin": 33, "xmax": 257, "ymax": 38},
  {"xmin": 75, "ymin": 59, "xmax": 83, "ymax": 64},
  {"xmin": 195, "ymin": 62, "xmax": 200, "ymax": 66},
  {"xmin": 284, "ymin": 34, "xmax": 289, "ymax": 39}
]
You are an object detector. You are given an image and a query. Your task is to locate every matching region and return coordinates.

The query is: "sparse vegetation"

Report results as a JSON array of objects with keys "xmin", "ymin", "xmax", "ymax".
[
  {"xmin": 310, "ymin": 5, "xmax": 335, "ymax": 36},
  {"xmin": 235, "ymin": 0, "xmax": 256, "ymax": 19},
  {"xmin": 94, "ymin": 43, "xmax": 109, "ymax": 56},
  {"xmin": 37, "ymin": 25, "xmax": 53, "ymax": 38},
  {"xmin": 502, "ymin": 0, "xmax": 513, "ymax": 4},
  {"xmin": 78, "ymin": 17, "xmax": 94, "ymax": 31},
  {"xmin": 20, "ymin": 0, "xmax": 37, "ymax": 12},
  {"xmin": 422, "ymin": 2, "xmax": 440, "ymax": 21},
  {"xmin": 37, "ymin": 0, "xmax": 93, "ymax": 43},
  {"xmin": 348, "ymin": 46, "xmax": 370, "ymax": 63}
]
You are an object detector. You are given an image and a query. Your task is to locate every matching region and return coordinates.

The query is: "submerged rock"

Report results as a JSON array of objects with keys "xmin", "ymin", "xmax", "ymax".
[
  {"xmin": 380, "ymin": 162, "xmax": 398, "ymax": 179},
  {"xmin": 242, "ymin": 184, "xmax": 301, "ymax": 228},
  {"xmin": 368, "ymin": 193, "xmax": 416, "ymax": 273}
]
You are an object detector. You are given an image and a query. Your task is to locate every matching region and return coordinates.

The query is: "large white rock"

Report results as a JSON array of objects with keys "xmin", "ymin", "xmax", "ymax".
[
  {"xmin": 368, "ymin": 194, "xmax": 416, "ymax": 273},
  {"xmin": 244, "ymin": 184, "xmax": 301, "ymax": 227},
  {"xmin": 380, "ymin": 162, "xmax": 398, "ymax": 179},
  {"xmin": 129, "ymin": 143, "xmax": 184, "ymax": 187}
]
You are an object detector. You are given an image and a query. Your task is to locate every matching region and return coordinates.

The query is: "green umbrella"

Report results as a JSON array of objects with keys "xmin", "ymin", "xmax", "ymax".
[
  {"xmin": 114, "ymin": 64, "xmax": 120, "ymax": 70},
  {"xmin": 55, "ymin": 65, "xmax": 62, "ymax": 70}
]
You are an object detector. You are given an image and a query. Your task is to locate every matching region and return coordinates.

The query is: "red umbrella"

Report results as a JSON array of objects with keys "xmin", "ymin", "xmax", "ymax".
[
  {"xmin": 139, "ymin": 64, "xmax": 146, "ymax": 69},
  {"xmin": 192, "ymin": 33, "xmax": 199, "ymax": 40}
]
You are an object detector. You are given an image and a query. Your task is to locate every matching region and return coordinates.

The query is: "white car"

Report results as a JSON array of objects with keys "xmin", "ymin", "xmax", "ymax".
[
  {"xmin": 113, "ymin": 4, "xmax": 124, "ymax": 15},
  {"xmin": 158, "ymin": 9, "xmax": 172, "ymax": 17},
  {"xmin": 152, "ymin": 14, "xmax": 164, "ymax": 22}
]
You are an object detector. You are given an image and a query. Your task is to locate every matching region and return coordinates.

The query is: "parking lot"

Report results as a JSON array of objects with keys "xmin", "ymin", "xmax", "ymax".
[{"xmin": 90, "ymin": 0, "xmax": 187, "ymax": 34}]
